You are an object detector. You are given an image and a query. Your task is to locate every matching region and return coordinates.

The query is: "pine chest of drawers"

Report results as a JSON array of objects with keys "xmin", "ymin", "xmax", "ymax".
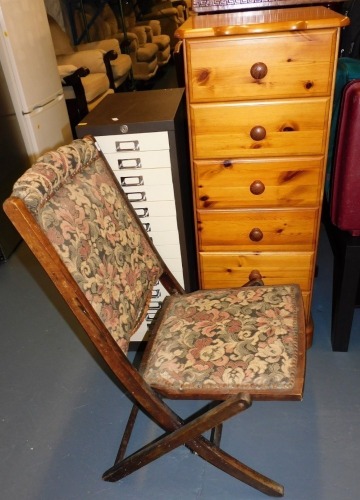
[
  {"xmin": 176, "ymin": 6, "xmax": 349, "ymax": 346},
  {"xmin": 76, "ymin": 89, "xmax": 197, "ymax": 342}
]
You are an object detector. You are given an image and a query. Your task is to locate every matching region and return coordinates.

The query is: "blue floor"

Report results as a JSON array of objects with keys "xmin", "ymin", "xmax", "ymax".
[{"xmin": 1, "ymin": 226, "xmax": 360, "ymax": 500}]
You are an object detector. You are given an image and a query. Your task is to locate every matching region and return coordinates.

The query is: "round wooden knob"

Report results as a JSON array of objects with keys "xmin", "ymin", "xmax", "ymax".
[
  {"xmin": 250, "ymin": 126, "xmax": 266, "ymax": 141},
  {"xmin": 248, "ymin": 269, "xmax": 263, "ymax": 281},
  {"xmin": 249, "ymin": 228, "xmax": 263, "ymax": 242},
  {"xmin": 250, "ymin": 180, "xmax": 265, "ymax": 195},
  {"xmin": 250, "ymin": 62, "xmax": 268, "ymax": 80}
]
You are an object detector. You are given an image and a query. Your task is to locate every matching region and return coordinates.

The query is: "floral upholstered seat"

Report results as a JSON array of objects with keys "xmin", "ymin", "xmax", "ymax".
[{"xmin": 143, "ymin": 284, "xmax": 303, "ymax": 399}]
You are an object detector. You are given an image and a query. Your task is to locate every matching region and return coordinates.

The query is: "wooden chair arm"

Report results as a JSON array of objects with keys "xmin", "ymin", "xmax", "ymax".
[{"xmin": 103, "ymin": 50, "xmax": 118, "ymax": 90}]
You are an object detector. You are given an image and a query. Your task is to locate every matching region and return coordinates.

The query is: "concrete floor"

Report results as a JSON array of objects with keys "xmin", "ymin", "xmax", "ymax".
[{"xmin": 1, "ymin": 221, "xmax": 360, "ymax": 500}]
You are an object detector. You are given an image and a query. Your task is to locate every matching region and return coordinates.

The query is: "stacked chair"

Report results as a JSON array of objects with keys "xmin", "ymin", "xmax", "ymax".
[
  {"xmin": 48, "ymin": 15, "xmax": 131, "ymax": 134},
  {"xmin": 117, "ymin": 7, "xmax": 171, "ymax": 67},
  {"xmin": 132, "ymin": 0, "xmax": 188, "ymax": 48},
  {"xmin": 74, "ymin": 2, "xmax": 167, "ymax": 82}
]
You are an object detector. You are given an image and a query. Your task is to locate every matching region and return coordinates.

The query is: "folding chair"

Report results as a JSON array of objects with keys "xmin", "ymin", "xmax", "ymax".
[{"xmin": 3, "ymin": 137, "xmax": 306, "ymax": 497}]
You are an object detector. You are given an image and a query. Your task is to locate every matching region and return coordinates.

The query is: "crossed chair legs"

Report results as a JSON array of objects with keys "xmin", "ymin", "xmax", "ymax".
[{"xmin": 102, "ymin": 393, "xmax": 284, "ymax": 497}]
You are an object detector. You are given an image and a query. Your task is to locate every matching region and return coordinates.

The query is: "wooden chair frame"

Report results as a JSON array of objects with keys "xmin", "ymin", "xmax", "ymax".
[{"xmin": 3, "ymin": 137, "xmax": 306, "ymax": 497}]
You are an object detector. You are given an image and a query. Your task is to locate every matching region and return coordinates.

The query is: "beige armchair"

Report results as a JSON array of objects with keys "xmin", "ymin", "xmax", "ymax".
[
  {"xmin": 57, "ymin": 63, "xmax": 113, "ymax": 136},
  {"xmin": 133, "ymin": 0, "xmax": 185, "ymax": 48},
  {"xmin": 78, "ymin": 4, "xmax": 159, "ymax": 81},
  {"xmin": 124, "ymin": 11, "xmax": 171, "ymax": 67},
  {"xmin": 48, "ymin": 15, "xmax": 132, "ymax": 91}
]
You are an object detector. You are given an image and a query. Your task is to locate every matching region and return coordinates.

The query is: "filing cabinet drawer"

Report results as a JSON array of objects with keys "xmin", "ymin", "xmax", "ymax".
[
  {"xmin": 132, "ymin": 321, "xmax": 150, "ymax": 341},
  {"xmin": 123, "ymin": 184, "xmax": 175, "ymax": 202},
  {"xmin": 96, "ymin": 131, "xmax": 169, "ymax": 153},
  {"xmin": 160, "ymin": 260, "xmax": 184, "ymax": 278},
  {"xmin": 150, "ymin": 282, "xmax": 171, "ymax": 302},
  {"xmin": 113, "ymin": 167, "xmax": 173, "ymax": 188},
  {"xmin": 187, "ymin": 29, "xmax": 336, "ymax": 102},
  {"xmin": 105, "ymin": 150, "xmax": 171, "ymax": 171},
  {"xmin": 141, "ymin": 215, "xmax": 179, "ymax": 232},
  {"xmin": 197, "ymin": 208, "xmax": 318, "ymax": 251},
  {"xmin": 148, "ymin": 230, "xmax": 180, "ymax": 247},
  {"xmin": 190, "ymin": 97, "xmax": 330, "ymax": 159},
  {"xmin": 194, "ymin": 157, "xmax": 323, "ymax": 209},
  {"xmin": 132, "ymin": 200, "xmax": 177, "ymax": 218},
  {"xmin": 157, "ymin": 244, "xmax": 182, "ymax": 261}
]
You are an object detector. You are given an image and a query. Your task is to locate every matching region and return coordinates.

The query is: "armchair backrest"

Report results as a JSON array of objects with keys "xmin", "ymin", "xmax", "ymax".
[
  {"xmin": 100, "ymin": 3, "xmax": 121, "ymax": 35},
  {"xmin": 73, "ymin": 7, "xmax": 112, "ymax": 41},
  {"xmin": 48, "ymin": 15, "xmax": 75, "ymax": 56},
  {"xmin": 5, "ymin": 138, "xmax": 164, "ymax": 354}
]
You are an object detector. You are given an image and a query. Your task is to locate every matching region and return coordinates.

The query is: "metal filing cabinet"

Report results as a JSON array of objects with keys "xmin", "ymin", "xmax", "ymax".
[{"xmin": 76, "ymin": 88, "xmax": 197, "ymax": 342}]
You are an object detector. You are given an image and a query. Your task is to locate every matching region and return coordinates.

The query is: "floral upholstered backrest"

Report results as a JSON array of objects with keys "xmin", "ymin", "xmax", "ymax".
[{"xmin": 11, "ymin": 138, "xmax": 163, "ymax": 353}]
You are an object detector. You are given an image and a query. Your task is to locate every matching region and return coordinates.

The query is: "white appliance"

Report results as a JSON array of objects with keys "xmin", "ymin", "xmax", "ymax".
[{"xmin": 0, "ymin": 0, "xmax": 72, "ymax": 163}]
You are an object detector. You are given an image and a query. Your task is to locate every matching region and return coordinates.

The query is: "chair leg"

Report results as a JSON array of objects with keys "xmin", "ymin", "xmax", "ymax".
[
  {"xmin": 103, "ymin": 393, "xmax": 284, "ymax": 497},
  {"xmin": 185, "ymin": 436, "xmax": 284, "ymax": 497},
  {"xmin": 103, "ymin": 393, "xmax": 250, "ymax": 480},
  {"xmin": 114, "ymin": 404, "xmax": 139, "ymax": 463},
  {"xmin": 210, "ymin": 423, "xmax": 223, "ymax": 447},
  {"xmin": 331, "ymin": 239, "xmax": 360, "ymax": 351}
]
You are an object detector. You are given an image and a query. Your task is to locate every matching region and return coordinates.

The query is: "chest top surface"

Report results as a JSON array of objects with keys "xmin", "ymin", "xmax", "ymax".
[{"xmin": 176, "ymin": 6, "xmax": 349, "ymax": 39}]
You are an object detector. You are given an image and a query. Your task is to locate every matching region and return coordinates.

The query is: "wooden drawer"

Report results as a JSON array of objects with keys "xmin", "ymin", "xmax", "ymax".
[
  {"xmin": 199, "ymin": 251, "xmax": 314, "ymax": 291},
  {"xmin": 187, "ymin": 29, "xmax": 336, "ymax": 102},
  {"xmin": 105, "ymin": 150, "xmax": 171, "ymax": 170},
  {"xmin": 191, "ymin": 97, "xmax": 330, "ymax": 159},
  {"xmin": 96, "ymin": 131, "xmax": 169, "ymax": 153},
  {"xmin": 197, "ymin": 208, "xmax": 318, "ymax": 251},
  {"xmin": 194, "ymin": 156, "xmax": 324, "ymax": 209}
]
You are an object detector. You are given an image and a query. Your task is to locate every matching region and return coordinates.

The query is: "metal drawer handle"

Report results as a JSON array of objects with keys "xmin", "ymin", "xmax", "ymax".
[
  {"xmin": 146, "ymin": 313, "xmax": 156, "ymax": 321},
  {"xmin": 250, "ymin": 62, "xmax": 268, "ymax": 80},
  {"xmin": 120, "ymin": 176, "xmax": 144, "ymax": 187},
  {"xmin": 250, "ymin": 126, "xmax": 266, "ymax": 141},
  {"xmin": 134, "ymin": 207, "xmax": 149, "ymax": 218},
  {"xmin": 118, "ymin": 158, "xmax": 142, "ymax": 169},
  {"xmin": 127, "ymin": 191, "xmax": 146, "ymax": 202},
  {"xmin": 143, "ymin": 222, "xmax": 151, "ymax": 232},
  {"xmin": 115, "ymin": 140, "xmax": 139, "ymax": 151},
  {"xmin": 152, "ymin": 289, "xmax": 161, "ymax": 298},
  {"xmin": 249, "ymin": 228, "xmax": 263, "ymax": 242},
  {"xmin": 250, "ymin": 180, "xmax": 265, "ymax": 195}
]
